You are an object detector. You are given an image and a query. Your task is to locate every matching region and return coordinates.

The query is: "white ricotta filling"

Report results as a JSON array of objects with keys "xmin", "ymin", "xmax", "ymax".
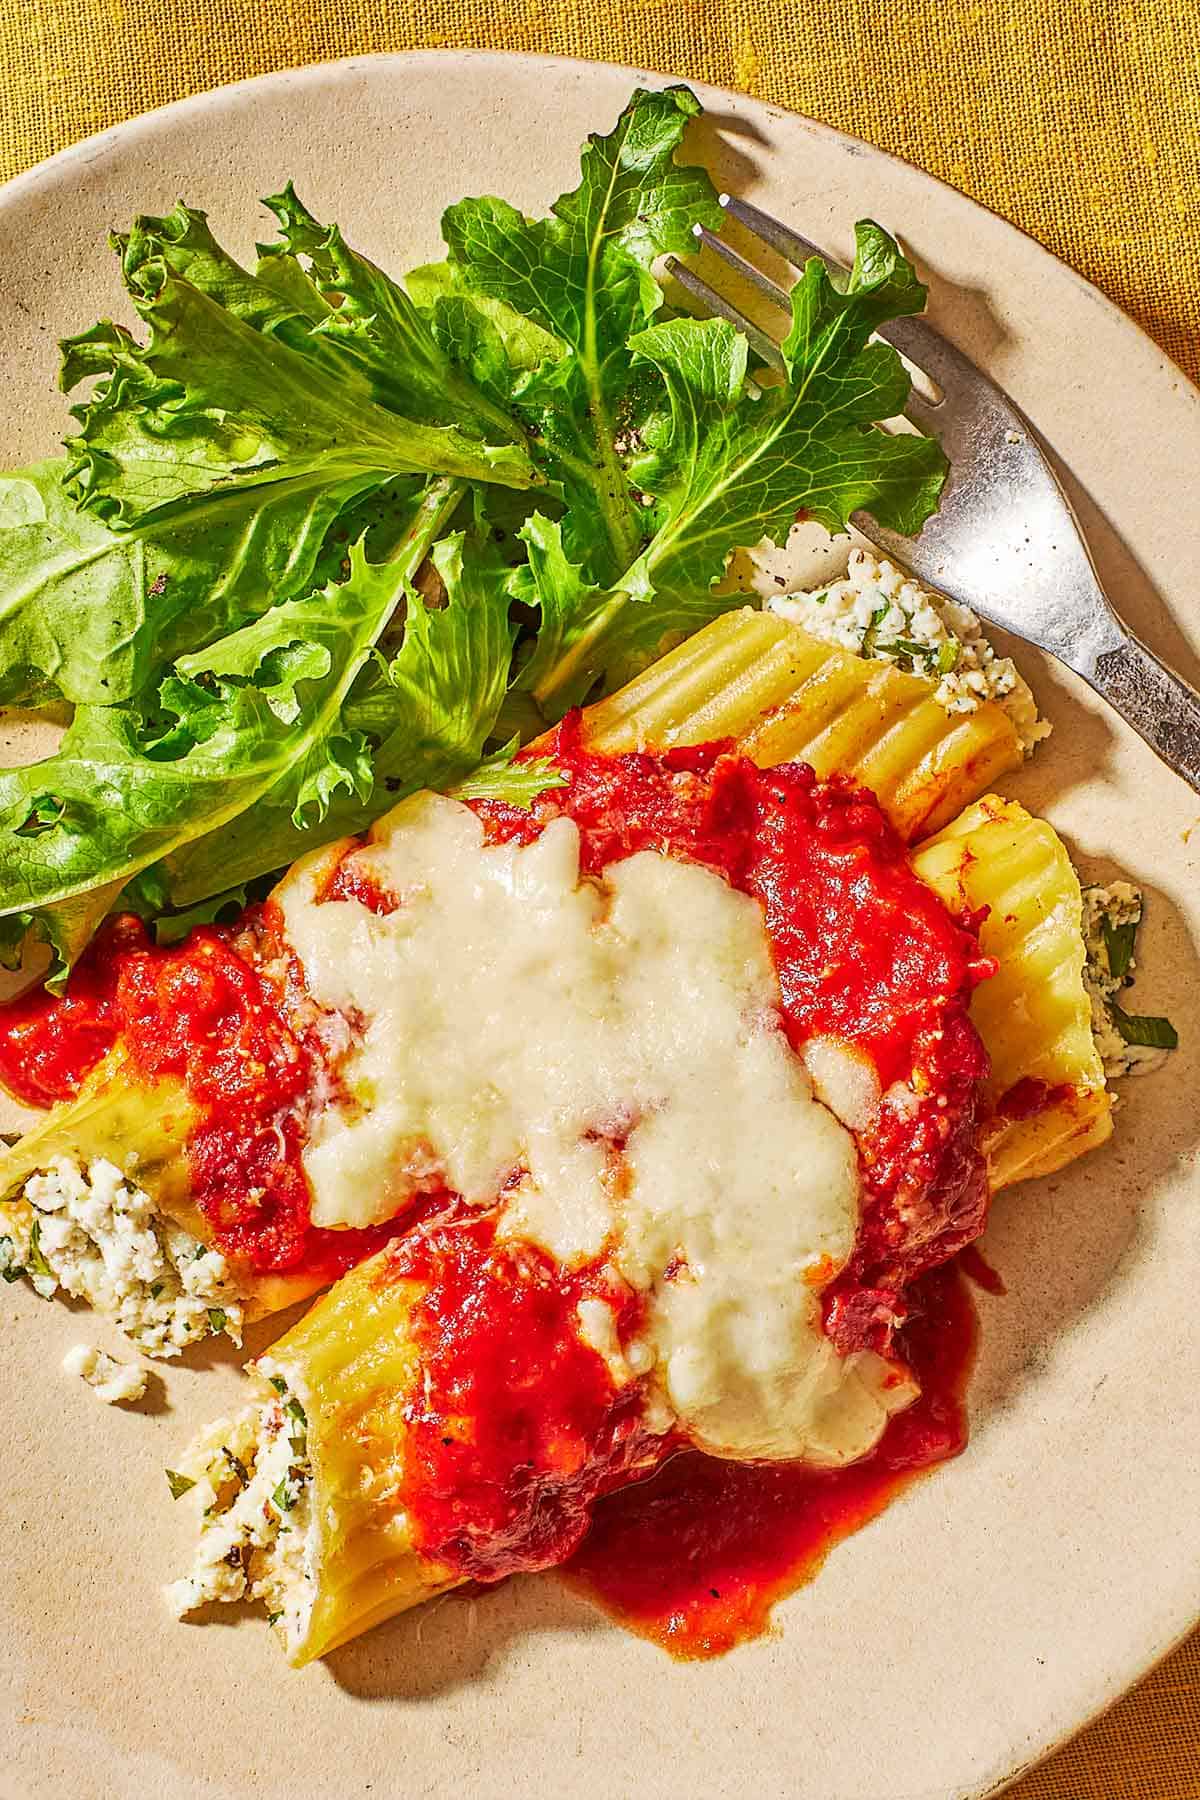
[
  {"xmin": 1081, "ymin": 881, "xmax": 1170, "ymax": 1079},
  {"xmin": 165, "ymin": 1378, "xmax": 316, "ymax": 1651},
  {"xmin": 0, "ymin": 1155, "xmax": 244, "ymax": 1357},
  {"xmin": 62, "ymin": 1342, "xmax": 148, "ymax": 1405},
  {"xmin": 766, "ymin": 546, "xmax": 1049, "ymax": 754},
  {"xmin": 275, "ymin": 791, "xmax": 915, "ymax": 1466}
]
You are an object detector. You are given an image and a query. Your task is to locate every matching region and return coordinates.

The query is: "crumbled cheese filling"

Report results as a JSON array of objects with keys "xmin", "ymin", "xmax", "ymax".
[
  {"xmin": 767, "ymin": 546, "xmax": 1050, "ymax": 755},
  {"xmin": 1081, "ymin": 882, "xmax": 1172, "ymax": 1079},
  {"xmin": 0, "ymin": 1156, "xmax": 244, "ymax": 1357},
  {"xmin": 62, "ymin": 1342, "xmax": 148, "ymax": 1405},
  {"xmin": 165, "ymin": 1375, "xmax": 315, "ymax": 1650}
]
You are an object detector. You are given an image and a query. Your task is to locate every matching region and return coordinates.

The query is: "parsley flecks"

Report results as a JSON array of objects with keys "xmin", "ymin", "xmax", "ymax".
[
  {"xmin": 0, "ymin": 1236, "xmax": 24, "ymax": 1283},
  {"xmin": 26, "ymin": 1219, "xmax": 56, "ymax": 1296},
  {"xmin": 207, "ymin": 1307, "xmax": 228, "ymax": 1335},
  {"xmin": 1111, "ymin": 1006, "xmax": 1178, "ymax": 1050},
  {"xmin": 272, "ymin": 1470, "xmax": 303, "ymax": 1514},
  {"xmin": 936, "ymin": 639, "xmax": 960, "ymax": 674},
  {"xmin": 875, "ymin": 637, "xmax": 934, "ymax": 664},
  {"xmin": 1103, "ymin": 913, "xmax": 1140, "ymax": 982},
  {"xmin": 268, "ymin": 1375, "xmax": 288, "ymax": 1396},
  {"xmin": 166, "ymin": 1468, "xmax": 196, "ymax": 1500},
  {"xmin": 860, "ymin": 604, "xmax": 890, "ymax": 658}
]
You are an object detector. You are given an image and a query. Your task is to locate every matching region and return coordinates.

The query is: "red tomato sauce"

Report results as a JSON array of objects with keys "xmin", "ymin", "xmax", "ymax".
[
  {"xmin": 0, "ymin": 921, "xmax": 134, "ymax": 1109},
  {"xmin": 383, "ymin": 1209, "xmax": 660, "ymax": 1583},
  {"xmin": 565, "ymin": 1261, "xmax": 976, "ymax": 1656},
  {"xmin": 994, "ymin": 1075, "xmax": 1072, "ymax": 1121},
  {"xmin": 957, "ymin": 1242, "xmax": 1007, "ymax": 1297},
  {"xmin": 0, "ymin": 916, "xmax": 393, "ymax": 1277},
  {"xmin": 478, "ymin": 717, "xmax": 995, "ymax": 1349},
  {"xmin": 323, "ymin": 858, "xmax": 398, "ymax": 915},
  {"xmin": 364, "ymin": 725, "xmax": 994, "ymax": 1611}
]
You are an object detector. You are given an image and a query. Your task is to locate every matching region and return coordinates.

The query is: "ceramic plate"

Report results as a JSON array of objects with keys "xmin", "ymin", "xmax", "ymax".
[{"xmin": 1, "ymin": 51, "xmax": 1198, "ymax": 1800}]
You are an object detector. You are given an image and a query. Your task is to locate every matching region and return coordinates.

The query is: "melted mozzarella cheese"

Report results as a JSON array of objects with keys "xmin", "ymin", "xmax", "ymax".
[{"xmin": 277, "ymin": 792, "xmax": 915, "ymax": 1465}]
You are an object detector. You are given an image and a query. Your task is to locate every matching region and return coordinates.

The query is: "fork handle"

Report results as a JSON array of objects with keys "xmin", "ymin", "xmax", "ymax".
[{"xmin": 1089, "ymin": 631, "xmax": 1200, "ymax": 793}]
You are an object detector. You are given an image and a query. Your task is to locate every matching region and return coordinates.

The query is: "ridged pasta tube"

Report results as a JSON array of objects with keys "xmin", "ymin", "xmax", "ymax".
[
  {"xmin": 584, "ymin": 608, "xmax": 1023, "ymax": 842},
  {"xmin": 910, "ymin": 795, "xmax": 1112, "ymax": 1187}
]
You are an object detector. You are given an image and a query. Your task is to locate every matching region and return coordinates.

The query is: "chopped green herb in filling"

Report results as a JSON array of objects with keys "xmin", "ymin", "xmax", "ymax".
[
  {"xmin": 1081, "ymin": 881, "xmax": 1177, "ymax": 1078},
  {"xmin": 164, "ymin": 1380, "xmax": 316, "ymax": 1644}
]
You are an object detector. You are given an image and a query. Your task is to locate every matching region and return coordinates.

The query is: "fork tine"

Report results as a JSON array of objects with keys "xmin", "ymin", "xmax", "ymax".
[
  {"xmin": 719, "ymin": 195, "xmax": 840, "ymax": 275},
  {"xmin": 663, "ymin": 257, "xmax": 786, "ymax": 371},
  {"xmin": 895, "ymin": 387, "xmax": 943, "ymax": 433},
  {"xmin": 692, "ymin": 225, "xmax": 792, "ymax": 311},
  {"xmin": 721, "ymin": 193, "xmax": 954, "ymax": 395}
]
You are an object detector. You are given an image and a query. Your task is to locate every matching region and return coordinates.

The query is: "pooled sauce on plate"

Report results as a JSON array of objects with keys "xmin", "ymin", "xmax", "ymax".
[{"xmin": 566, "ymin": 1261, "xmax": 976, "ymax": 1656}]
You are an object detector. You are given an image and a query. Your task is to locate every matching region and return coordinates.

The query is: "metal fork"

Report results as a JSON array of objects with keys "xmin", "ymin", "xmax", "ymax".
[{"xmin": 667, "ymin": 195, "xmax": 1200, "ymax": 795}]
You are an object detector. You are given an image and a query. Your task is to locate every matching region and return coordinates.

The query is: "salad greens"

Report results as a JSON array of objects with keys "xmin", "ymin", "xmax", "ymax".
[{"xmin": 0, "ymin": 83, "xmax": 948, "ymax": 984}]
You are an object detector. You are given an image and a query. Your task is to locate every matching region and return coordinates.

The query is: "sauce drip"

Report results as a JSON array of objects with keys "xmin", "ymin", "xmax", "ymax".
[
  {"xmin": 957, "ymin": 1242, "xmax": 1007, "ymax": 1297},
  {"xmin": 566, "ymin": 1262, "xmax": 976, "ymax": 1656}
]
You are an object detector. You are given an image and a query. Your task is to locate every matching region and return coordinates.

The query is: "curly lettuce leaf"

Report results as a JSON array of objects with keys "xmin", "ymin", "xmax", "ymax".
[
  {"xmin": 0, "ymin": 882, "xmax": 127, "ymax": 995},
  {"xmin": 449, "ymin": 738, "xmax": 568, "ymax": 809},
  {"xmin": 640, "ymin": 226, "xmax": 943, "ymax": 544},
  {"xmin": 0, "ymin": 477, "xmax": 459, "ymax": 967},
  {"xmin": 407, "ymin": 260, "xmax": 566, "ymax": 399},
  {"xmin": 159, "ymin": 529, "xmax": 527, "ymax": 904},
  {"xmin": 0, "ymin": 543, "xmax": 414, "ymax": 920},
  {"xmin": 518, "ymin": 223, "xmax": 948, "ymax": 716},
  {"xmin": 115, "ymin": 868, "xmax": 258, "ymax": 947},
  {"xmin": 255, "ymin": 186, "xmax": 526, "ymax": 450},
  {"xmin": 0, "ymin": 87, "xmax": 948, "ymax": 980},
  {"xmin": 440, "ymin": 85, "xmax": 722, "ymax": 583},
  {"xmin": 61, "ymin": 209, "xmax": 536, "ymax": 530},
  {"xmin": 0, "ymin": 459, "xmax": 436, "ymax": 708}
]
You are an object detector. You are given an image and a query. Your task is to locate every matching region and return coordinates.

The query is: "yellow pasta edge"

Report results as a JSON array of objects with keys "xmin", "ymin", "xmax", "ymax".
[
  {"xmin": 260, "ymin": 1249, "xmax": 461, "ymax": 1665},
  {"xmin": 583, "ymin": 608, "xmax": 1023, "ymax": 841},
  {"xmin": 910, "ymin": 795, "xmax": 1112, "ymax": 1189},
  {"xmin": 0, "ymin": 1053, "xmax": 324, "ymax": 1321}
]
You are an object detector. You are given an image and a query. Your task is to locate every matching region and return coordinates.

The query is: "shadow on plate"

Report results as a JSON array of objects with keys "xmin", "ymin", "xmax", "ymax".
[{"xmin": 326, "ymin": 1568, "xmax": 605, "ymax": 1702}]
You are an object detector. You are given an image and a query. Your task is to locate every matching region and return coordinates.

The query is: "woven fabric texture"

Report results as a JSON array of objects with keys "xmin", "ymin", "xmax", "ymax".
[{"xmin": 1, "ymin": 4, "xmax": 1198, "ymax": 1796}]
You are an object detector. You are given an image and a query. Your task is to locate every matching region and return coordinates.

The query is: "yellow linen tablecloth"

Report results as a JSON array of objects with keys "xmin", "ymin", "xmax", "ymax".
[{"xmin": 1, "ymin": 5, "xmax": 1197, "ymax": 1796}]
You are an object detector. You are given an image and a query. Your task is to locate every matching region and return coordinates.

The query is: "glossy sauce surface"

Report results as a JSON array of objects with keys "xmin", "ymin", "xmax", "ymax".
[
  {"xmin": 480, "ymin": 720, "xmax": 995, "ymax": 1346},
  {"xmin": 0, "ymin": 917, "xmax": 393, "ymax": 1276},
  {"xmin": 1, "ymin": 727, "xmax": 992, "ymax": 1305},
  {"xmin": 1, "ymin": 729, "xmax": 993, "ymax": 1616},
  {"xmin": 566, "ymin": 1262, "xmax": 976, "ymax": 1656},
  {"xmin": 383, "ymin": 1209, "xmax": 658, "ymax": 1582},
  {"xmin": 0, "ymin": 926, "xmax": 128, "ymax": 1109}
]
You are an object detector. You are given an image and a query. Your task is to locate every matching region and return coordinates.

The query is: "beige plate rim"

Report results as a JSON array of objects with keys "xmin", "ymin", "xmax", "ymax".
[{"xmin": 1, "ymin": 49, "xmax": 1198, "ymax": 1800}]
